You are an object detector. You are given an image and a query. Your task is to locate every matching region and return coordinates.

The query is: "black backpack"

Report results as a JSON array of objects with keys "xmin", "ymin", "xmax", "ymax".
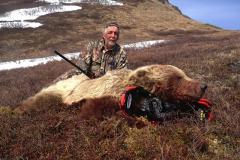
[{"xmin": 120, "ymin": 85, "xmax": 213, "ymax": 122}]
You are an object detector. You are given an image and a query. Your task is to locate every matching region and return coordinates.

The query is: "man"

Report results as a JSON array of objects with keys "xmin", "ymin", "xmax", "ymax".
[
  {"xmin": 83, "ymin": 22, "xmax": 127, "ymax": 78},
  {"xmin": 55, "ymin": 22, "xmax": 127, "ymax": 81}
]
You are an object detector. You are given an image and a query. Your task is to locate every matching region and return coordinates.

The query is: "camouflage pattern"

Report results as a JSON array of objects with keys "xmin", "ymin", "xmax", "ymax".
[{"xmin": 53, "ymin": 39, "xmax": 127, "ymax": 82}]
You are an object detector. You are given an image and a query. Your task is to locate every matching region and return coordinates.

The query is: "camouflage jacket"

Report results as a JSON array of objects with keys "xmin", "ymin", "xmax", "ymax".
[
  {"xmin": 82, "ymin": 39, "xmax": 128, "ymax": 78},
  {"xmin": 54, "ymin": 39, "xmax": 127, "ymax": 82}
]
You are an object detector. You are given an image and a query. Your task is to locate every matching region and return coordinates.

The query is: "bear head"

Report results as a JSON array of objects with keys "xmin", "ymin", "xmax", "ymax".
[{"xmin": 127, "ymin": 65, "xmax": 207, "ymax": 102}]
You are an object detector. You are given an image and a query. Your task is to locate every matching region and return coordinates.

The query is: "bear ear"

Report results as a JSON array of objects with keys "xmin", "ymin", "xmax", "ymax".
[
  {"xmin": 128, "ymin": 70, "xmax": 148, "ymax": 83},
  {"xmin": 136, "ymin": 70, "xmax": 147, "ymax": 77}
]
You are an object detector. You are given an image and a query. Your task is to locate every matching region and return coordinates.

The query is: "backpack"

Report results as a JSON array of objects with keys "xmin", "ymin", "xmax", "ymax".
[{"xmin": 120, "ymin": 85, "xmax": 213, "ymax": 122}]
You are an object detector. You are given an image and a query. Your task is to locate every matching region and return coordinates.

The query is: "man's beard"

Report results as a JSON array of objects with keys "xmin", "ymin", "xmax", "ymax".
[{"xmin": 105, "ymin": 40, "xmax": 116, "ymax": 49}]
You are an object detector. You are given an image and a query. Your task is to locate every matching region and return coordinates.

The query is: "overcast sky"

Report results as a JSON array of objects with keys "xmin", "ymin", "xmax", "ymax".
[{"xmin": 169, "ymin": 0, "xmax": 240, "ymax": 30}]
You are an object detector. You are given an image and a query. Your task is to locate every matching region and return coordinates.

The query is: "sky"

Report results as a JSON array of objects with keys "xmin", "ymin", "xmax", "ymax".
[{"xmin": 169, "ymin": 0, "xmax": 240, "ymax": 30}]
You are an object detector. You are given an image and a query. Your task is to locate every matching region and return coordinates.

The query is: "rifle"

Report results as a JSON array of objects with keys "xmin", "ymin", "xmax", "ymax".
[{"xmin": 54, "ymin": 50, "xmax": 90, "ymax": 78}]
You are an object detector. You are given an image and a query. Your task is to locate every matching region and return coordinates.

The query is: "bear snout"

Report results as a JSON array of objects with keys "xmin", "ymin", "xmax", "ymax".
[
  {"xmin": 200, "ymin": 83, "xmax": 208, "ymax": 97},
  {"xmin": 200, "ymin": 83, "xmax": 208, "ymax": 92}
]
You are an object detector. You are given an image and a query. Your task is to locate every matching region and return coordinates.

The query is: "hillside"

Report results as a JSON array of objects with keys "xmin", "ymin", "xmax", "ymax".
[
  {"xmin": 0, "ymin": 0, "xmax": 218, "ymax": 62},
  {"xmin": 0, "ymin": 0, "xmax": 240, "ymax": 159}
]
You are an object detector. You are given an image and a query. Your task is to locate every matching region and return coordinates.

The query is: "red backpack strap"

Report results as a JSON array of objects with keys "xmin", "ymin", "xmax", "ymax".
[
  {"xmin": 119, "ymin": 85, "xmax": 139, "ymax": 114},
  {"xmin": 198, "ymin": 98, "xmax": 212, "ymax": 108}
]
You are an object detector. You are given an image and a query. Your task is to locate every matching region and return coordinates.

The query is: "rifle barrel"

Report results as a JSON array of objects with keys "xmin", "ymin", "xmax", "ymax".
[{"xmin": 54, "ymin": 50, "xmax": 89, "ymax": 78}]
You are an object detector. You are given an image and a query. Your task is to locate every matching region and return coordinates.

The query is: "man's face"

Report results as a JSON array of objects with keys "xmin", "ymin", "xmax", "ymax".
[{"xmin": 103, "ymin": 26, "xmax": 119, "ymax": 49}]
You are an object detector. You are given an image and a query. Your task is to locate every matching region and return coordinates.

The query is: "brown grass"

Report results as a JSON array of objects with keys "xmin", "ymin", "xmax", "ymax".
[
  {"xmin": 0, "ymin": 0, "xmax": 218, "ymax": 62},
  {"xmin": 0, "ymin": 30, "xmax": 240, "ymax": 159},
  {"xmin": 0, "ymin": 61, "xmax": 73, "ymax": 107}
]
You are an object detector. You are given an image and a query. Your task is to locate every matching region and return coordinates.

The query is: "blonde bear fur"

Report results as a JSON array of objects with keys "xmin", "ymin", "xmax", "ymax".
[{"xmin": 14, "ymin": 64, "xmax": 206, "ymax": 114}]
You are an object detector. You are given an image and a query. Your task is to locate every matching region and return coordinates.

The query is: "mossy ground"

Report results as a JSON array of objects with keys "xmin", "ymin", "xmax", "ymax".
[{"xmin": 1, "ymin": 30, "xmax": 240, "ymax": 159}]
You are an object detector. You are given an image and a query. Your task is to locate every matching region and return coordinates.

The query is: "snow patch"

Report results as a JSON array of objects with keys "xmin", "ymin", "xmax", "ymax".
[
  {"xmin": 38, "ymin": 0, "xmax": 123, "ymax": 6},
  {"xmin": 0, "ymin": 40, "xmax": 167, "ymax": 71},
  {"xmin": 123, "ymin": 40, "xmax": 167, "ymax": 49},
  {"xmin": 0, "ymin": 0, "xmax": 123, "ymax": 29},
  {"xmin": 0, "ymin": 21, "xmax": 42, "ymax": 28},
  {"xmin": 0, "ymin": 5, "xmax": 81, "ymax": 21},
  {"xmin": 0, "ymin": 52, "xmax": 81, "ymax": 71},
  {"xmin": 0, "ymin": 5, "xmax": 81, "ymax": 29}
]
